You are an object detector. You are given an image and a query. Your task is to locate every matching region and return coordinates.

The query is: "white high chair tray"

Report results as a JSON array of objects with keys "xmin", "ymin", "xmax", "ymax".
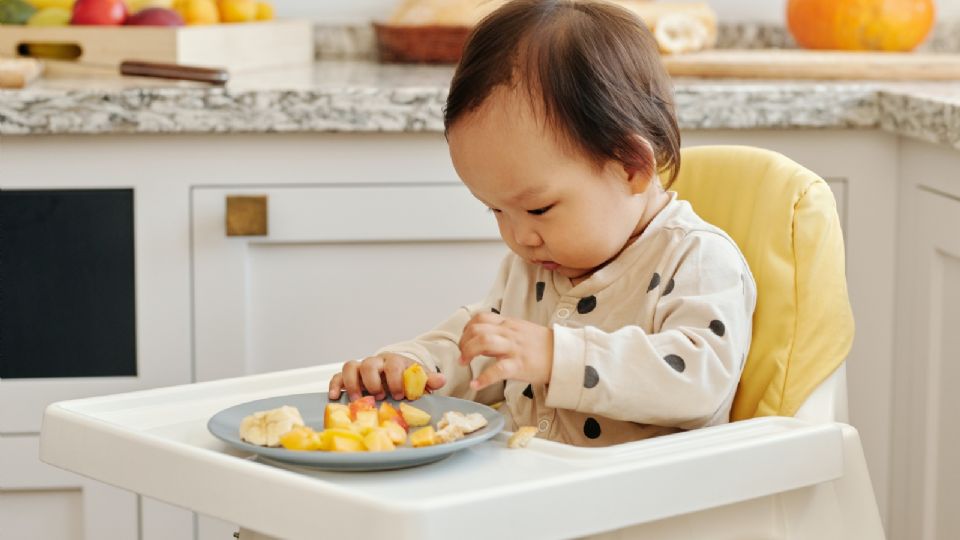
[{"xmin": 40, "ymin": 364, "xmax": 844, "ymax": 540}]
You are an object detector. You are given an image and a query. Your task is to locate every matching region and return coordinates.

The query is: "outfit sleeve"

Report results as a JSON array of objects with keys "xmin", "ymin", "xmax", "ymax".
[
  {"xmin": 545, "ymin": 232, "xmax": 756, "ymax": 429},
  {"xmin": 374, "ymin": 255, "xmax": 514, "ymax": 405}
]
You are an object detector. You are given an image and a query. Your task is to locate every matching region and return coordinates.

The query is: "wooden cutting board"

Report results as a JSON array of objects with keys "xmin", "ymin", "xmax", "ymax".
[{"xmin": 662, "ymin": 50, "xmax": 960, "ymax": 80}]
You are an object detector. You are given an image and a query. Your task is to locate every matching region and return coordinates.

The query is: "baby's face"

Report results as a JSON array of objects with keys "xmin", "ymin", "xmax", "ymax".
[{"xmin": 448, "ymin": 87, "xmax": 649, "ymax": 282}]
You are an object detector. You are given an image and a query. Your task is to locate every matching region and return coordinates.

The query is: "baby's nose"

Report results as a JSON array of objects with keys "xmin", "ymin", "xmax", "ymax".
[{"xmin": 514, "ymin": 227, "xmax": 542, "ymax": 247}]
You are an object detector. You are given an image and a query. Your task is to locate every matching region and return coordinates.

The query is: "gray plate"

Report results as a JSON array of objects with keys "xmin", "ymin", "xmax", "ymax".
[{"xmin": 207, "ymin": 393, "xmax": 505, "ymax": 471}]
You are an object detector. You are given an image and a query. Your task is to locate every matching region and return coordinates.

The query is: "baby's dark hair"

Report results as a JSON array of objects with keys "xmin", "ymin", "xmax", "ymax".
[{"xmin": 444, "ymin": 0, "xmax": 681, "ymax": 186}]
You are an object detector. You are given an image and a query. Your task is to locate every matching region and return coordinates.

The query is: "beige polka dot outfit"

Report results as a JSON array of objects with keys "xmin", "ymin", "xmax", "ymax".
[{"xmin": 378, "ymin": 194, "xmax": 757, "ymax": 446}]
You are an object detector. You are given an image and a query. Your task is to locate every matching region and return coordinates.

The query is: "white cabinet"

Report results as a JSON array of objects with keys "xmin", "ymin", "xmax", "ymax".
[{"xmin": 890, "ymin": 139, "xmax": 960, "ymax": 540}]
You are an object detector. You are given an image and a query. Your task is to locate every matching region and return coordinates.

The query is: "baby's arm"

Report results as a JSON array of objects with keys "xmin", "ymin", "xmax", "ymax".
[
  {"xmin": 545, "ymin": 232, "xmax": 756, "ymax": 429},
  {"xmin": 328, "ymin": 255, "xmax": 514, "ymax": 405}
]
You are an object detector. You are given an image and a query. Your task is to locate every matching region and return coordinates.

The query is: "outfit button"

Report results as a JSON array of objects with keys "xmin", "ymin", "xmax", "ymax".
[
  {"xmin": 556, "ymin": 308, "xmax": 571, "ymax": 319},
  {"xmin": 538, "ymin": 419, "xmax": 550, "ymax": 432}
]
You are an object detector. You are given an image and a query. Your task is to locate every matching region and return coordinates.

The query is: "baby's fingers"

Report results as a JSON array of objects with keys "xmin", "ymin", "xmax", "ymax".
[
  {"xmin": 459, "ymin": 330, "xmax": 511, "ymax": 364},
  {"xmin": 471, "ymin": 358, "xmax": 519, "ymax": 391},
  {"xmin": 341, "ymin": 360, "xmax": 363, "ymax": 401},
  {"xmin": 359, "ymin": 356, "xmax": 387, "ymax": 400},
  {"xmin": 328, "ymin": 372, "xmax": 345, "ymax": 400}
]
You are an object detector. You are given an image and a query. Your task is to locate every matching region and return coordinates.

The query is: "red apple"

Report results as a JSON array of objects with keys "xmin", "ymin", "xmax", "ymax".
[
  {"xmin": 125, "ymin": 7, "xmax": 183, "ymax": 26},
  {"xmin": 71, "ymin": 0, "xmax": 127, "ymax": 25}
]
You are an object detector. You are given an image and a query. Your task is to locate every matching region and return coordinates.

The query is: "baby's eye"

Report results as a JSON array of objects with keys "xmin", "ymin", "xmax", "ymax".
[{"xmin": 527, "ymin": 204, "xmax": 554, "ymax": 216}]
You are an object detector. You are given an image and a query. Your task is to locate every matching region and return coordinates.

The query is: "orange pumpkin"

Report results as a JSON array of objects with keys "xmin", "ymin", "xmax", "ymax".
[{"xmin": 787, "ymin": 0, "xmax": 936, "ymax": 52}]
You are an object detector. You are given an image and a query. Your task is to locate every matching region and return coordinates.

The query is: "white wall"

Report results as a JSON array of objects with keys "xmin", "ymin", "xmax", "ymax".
[{"xmin": 274, "ymin": 0, "xmax": 960, "ymax": 24}]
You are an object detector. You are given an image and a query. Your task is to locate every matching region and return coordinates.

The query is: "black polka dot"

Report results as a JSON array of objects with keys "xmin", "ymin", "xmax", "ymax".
[
  {"xmin": 522, "ymin": 384, "xmax": 534, "ymax": 399},
  {"xmin": 435, "ymin": 365, "xmax": 442, "ymax": 373},
  {"xmin": 535, "ymin": 281, "xmax": 545, "ymax": 302},
  {"xmin": 664, "ymin": 354, "xmax": 686, "ymax": 372},
  {"xmin": 583, "ymin": 417, "xmax": 602, "ymax": 439},
  {"xmin": 584, "ymin": 365, "xmax": 599, "ymax": 388},
  {"xmin": 647, "ymin": 273, "xmax": 661, "ymax": 292},
  {"xmin": 491, "ymin": 307, "xmax": 500, "ymax": 314},
  {"xmin": 663, "ymin": 278, "xmax": 675, "ymax": 296},
  {"xmin": 709, "ymin": 320, "xmax": 725, "ymax": 337},
  {"xmin": 577, "ymin": 295, "xmax": 597, "ymax": 314}
]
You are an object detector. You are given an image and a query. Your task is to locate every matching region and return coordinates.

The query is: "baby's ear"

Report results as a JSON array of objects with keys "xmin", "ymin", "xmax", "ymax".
[{"xmin": 623, "ymin": 135, "xmax": 657, "ymax": 194}]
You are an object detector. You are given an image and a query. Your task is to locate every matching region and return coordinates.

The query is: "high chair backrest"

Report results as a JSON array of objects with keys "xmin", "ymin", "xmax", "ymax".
[{"xmin": 670, "ymin": 146, "xmax": 854, "ymax": 421}]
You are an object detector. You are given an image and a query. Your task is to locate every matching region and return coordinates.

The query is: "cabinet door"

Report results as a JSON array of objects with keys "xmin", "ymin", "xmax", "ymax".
[
  {"xmin": 192, "ymin": 183, "xmax": 505, "ymax": 381},
  {"xmin": 896, "ymin": 188, "xmax": 960, "ymax": 540}
]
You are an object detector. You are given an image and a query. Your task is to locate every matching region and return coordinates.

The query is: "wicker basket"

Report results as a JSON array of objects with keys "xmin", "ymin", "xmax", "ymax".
[{"xmin": 373, "ymin": 22, "xmax": 472, "ymax": 64}]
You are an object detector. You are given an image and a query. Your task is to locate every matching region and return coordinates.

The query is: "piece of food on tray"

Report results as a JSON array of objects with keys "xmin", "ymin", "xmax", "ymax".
[
  {"xmin": 382, "ymin": 419, "xmax": 408, "ymax": 445},
  {"xmin": 348, "ymin": 395, "xmax": 377, "ymax": 420},
  {"xmin": 435, "ymin": 424, "xmax": 465, "ymax": 444},
  {"xmin": 410, "ymin": 425, "xmax": 438, "ymax": 448},
  {"xmin": 437, "ymin": 411, "xmax": 488, "ymax": 434},
  {"xmin": 324, "ymin": 403, "xmax": 353, "ymax": 430},
  {"xmin": 354, "ymin": 410, "xmax": 380, "ymax": 433},
  {"xmin": 279, "ymin": 425, "xmax": 322, "ymax": 451},
  {"xmin": 507, "ymin": 426, "xmax": 538, "ymax": 449},
  {"xmin": 399, "ymin": 402, "xmax": 431, "ymax": 427},
  {"xmin": 239, "ymin": 405, "xmax": 304, "ymax": 447},
  {"xmin": 363, "ymin": 427, "xmax": 397, "ymax": 452},
  {"xmin": 402, "ymin": 363, "xmax": 428, "ymax": 400},
  {"xmin": 378, "ymin": 401, "xmax": 409, "ymax": 430}
]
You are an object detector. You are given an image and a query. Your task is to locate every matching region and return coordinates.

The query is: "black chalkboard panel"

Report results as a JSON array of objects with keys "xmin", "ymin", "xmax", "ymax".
[{"xmin": 0, "ymin": 189, "xmax": 137, "ymax": 378}]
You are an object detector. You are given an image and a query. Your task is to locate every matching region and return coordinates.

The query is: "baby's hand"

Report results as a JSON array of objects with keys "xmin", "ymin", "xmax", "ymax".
[
  {"xmin": 328, "ymin": 353, "xmax": 446, "ymax": 402},
  {"xmin": 458, "ymin": 312, "xmax": 553, "ymax": 391}
]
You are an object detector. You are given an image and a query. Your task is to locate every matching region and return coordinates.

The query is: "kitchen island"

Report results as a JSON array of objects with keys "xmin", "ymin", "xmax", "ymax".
[{"xmin": 2, "ymin": 60, "xmax": 957, "ymax": 540}]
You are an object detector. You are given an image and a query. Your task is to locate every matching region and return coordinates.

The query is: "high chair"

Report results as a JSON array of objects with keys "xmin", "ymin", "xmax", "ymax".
[
  {"xmin": 587, "ymin": 145, "xmax": 881, "ymax": 539},
  {"xmin": 37, "ymin": 146, "xmax": 885, "ymax": 540}
]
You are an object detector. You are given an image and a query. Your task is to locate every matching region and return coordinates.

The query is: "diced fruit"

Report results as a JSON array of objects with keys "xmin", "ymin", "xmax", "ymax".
[
  {"xmin": 324, "ymin": 403, "xmax": 349, "ymax": 425},
  {"xmin": 403, "ymin": 364, "xmax": 428, "ymax": 400},
  {"xmin": 279, "ymin": 426, "xmax": 319, "ymax": 451},
  {"xmin": 125, "ymin": 6, "xmax": 182, "ymax": 25},
  {"xmin": 353, "ymin": 410, "xmax": 379, "ymax": 434},
  {"xmin": 507, "ymin": 426, "xmax": 538, "ymax": 449},
  {"xmin": 325, "ymin": 428, "xmax": 364, "ymax": 452},
  {"xmin": 399, "ymin": 402, "xmax": 431, "ymax": 427},
  {"xmin": 410, "ymin": 426, "xmax": 437, "ymax": 448},
  {"xmin": 217, "ymin": 0, "xmax": 253, "ymax": 22},
  {"xmin": 253, "ymin": 0, "xmax": 271, "ymax": 20},
  {"xmin": 378, "ymin": 402, "xmax": 408, "ymax": 430},
  {"xmin": 382, "ymin": 420, "xmax": 407, "ymax": 445},
  {"xmin": 363, "ymin": 428, "xmax": 396, "ymax": 452},
  {"xmin": 349, "ymin": 396, "xmax": 376, "ymax": 420},
  {"xmin": 70, "ymin": 0, "xmax": 127, "ymax": 25},
  {"xmin": 326, "ymin": 410, "xmax": 353, "ymax": 430}
]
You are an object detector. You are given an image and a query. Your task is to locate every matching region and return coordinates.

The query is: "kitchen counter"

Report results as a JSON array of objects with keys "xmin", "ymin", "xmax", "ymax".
[{"xmin": 2, "ymin": 60, "xmax": 960, "ymax": 150}]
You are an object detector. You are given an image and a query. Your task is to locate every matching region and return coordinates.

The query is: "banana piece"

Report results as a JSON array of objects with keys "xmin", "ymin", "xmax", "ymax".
[
  {"xmin": 507, "ymin": 426, "xmax": 538, "ymax": 449},
  {"xmin": 437, "ymin": 411, "xmax": 488, "ymax": 434},
  {"xmin": 239, "ymin": 405, "xmax": 304, "ymax": 447},
  {"xmin": 653, "ymin": 12, "xmax": 709, "ymax": 54}
]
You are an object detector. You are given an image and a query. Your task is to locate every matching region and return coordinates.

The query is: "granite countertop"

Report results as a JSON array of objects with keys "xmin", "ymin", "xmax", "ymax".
[{"xmin": 2, "ymin": 60, "xmax": 960, "ymax": 150}]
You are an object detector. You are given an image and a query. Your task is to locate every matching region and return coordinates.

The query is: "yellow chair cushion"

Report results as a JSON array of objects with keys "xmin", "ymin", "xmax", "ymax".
[{"xmin": 671, "ymin": 146, "xmax": 854, "ymax": 420}]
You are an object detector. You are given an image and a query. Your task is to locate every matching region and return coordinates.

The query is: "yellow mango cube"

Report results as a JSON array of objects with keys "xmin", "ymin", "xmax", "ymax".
[
  {"xmin": 363, "ymin": 428, "xmax": 396, "ymax": 452},
  {"xmin": 410, "ymin": 426, "xmax": 437, "ymax": 448},
  {"xmin": 399, "ymin": 402, "xmax": 431, "ymax": 427},
  {"xmin": 403, "ymin": 364, "xmax": 428, "ymax": 400}
]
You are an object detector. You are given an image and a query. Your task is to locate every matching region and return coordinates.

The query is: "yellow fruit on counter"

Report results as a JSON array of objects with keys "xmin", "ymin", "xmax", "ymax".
[
  {"xmin": 253, "ymin": 0, "xmax": 272, "ymax": 20},
  {"xmin": 128, "ymin": 0, "xmax": 172, "ymax": 13},
  {"xmin": 173, "ymin": 0, "xmax": 217, "ymax": 24},
  {"xmin": 26, "ymin": 5, "xmax": 69, "ymax": 25},
  {"xmin": 26, "ymin": 0, "xmax": 73, "ymax": 10},
  {"xmin": 217, "ymin": 0, "xmax": 254, "ymax": 22}
]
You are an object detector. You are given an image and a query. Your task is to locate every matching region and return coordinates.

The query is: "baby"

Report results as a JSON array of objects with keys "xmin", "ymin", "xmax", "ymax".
[{"xmin": 329, "ymin": 0, "xmax": 757, "ymax": 446}]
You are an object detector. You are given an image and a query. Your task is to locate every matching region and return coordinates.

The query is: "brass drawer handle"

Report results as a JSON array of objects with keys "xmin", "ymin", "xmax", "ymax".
[{"xmin": 226, "ymin": 195, "xmax": 268, "ymax": 237}]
